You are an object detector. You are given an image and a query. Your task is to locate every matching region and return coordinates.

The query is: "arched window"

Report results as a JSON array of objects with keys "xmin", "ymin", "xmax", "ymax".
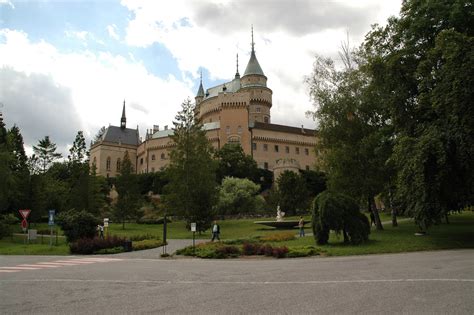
[
  {"xmin": 93, "ymin": 157, "xmax": 97, "ymax": 165},
  {"xmin": 151, "ymin": 154, "xmax": 156, "ymax": 161},
  {"xmin": 226, "ymin": 126, "xmax": 230, "ymax": 134},
  {"xmin": 161, "ymin": 153, "xmax": 166, "ymax": 160},
  {"xmin": 228, "ymin": 136, "xmax": 240, "ymax": 144},
  {"xmin": 237, "ymin": 126, "xmax": 242, "ymax": 134},
  {"xmin": 106, "ymin": 157, "xmax": 111, "ymax": 171},
  {"xmin": 264, "ymin": 116, "xmax": 269, "ymax": 123},
  {"xmin": 116, "ymin": 158, "xmax": 121, "ymax": 172}
]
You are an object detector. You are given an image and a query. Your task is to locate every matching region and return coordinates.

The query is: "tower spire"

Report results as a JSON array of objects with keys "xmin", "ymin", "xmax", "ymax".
[
  {"xmin": 121, "ymin": 100, "xmax": 126, "ymax": 129},
  {"xmin": 196, "ymin": 69, "xmax": 205, "ymax": 99},
  {"xmin": 251, "ymin": 24, "xmax": 255, "ymax": 53},
  {"xmin": 235, "ymin": 53, "xmax": 240, "ymax": 78}
]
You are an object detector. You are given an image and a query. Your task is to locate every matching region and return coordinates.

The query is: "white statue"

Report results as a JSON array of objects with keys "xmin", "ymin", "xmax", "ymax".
[{"xmin": 276, "ymin": 205, "xmax": 285, "ymax": 222}]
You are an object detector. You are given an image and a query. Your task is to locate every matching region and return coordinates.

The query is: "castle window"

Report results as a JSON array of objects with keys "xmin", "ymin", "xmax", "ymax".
[
  {"xmin": 305, "ymin": 148, "xmax": 309, "ymax": 155},
  {"xmin": 263, "ymin": 144, "xmax": 268, "ymax": 151},
  {"xmin": 285, "ymin": 146, "xmax": 289, "ymax": 153},
  {"xmin": 274, "ymin": 145, "xmax": 279, "ymax": 152},
  {"xmin": 264, "ymin": 162, "xmax": 268, "ymax": 170},
  {"xmin": 264, "ymin": 116, "xmax": 269, "ymax": 123},
  {"xmin": 161, "ymin": 153, "xmax": 165, "ymax": 160},
  {"xmin": 252, "ymin": 143, "xmax": 257, "ymax": 150},
  {"xmin": 226, "ymin": 126, "xmax": 230, "ymax": 134},
  {"xmin": 256, "ymin": 107, "xmax": 261, "ymax": 113},
  {"xmin": 106, "ymin": 157, "xmax": 111, "ymax": 171},
  {"xmin": 151, "ymin": 154, "xmax": 155, "ymax": 161},
  {"xmin": 296, "ymin": 147, "xmax": 300, "ymax": 154},
  {"xmin": 237, "ymin": 126, "xmax": 242, "ymax": 134},
  {"xmin": 116, "ymin": 158, "xmax": 121, "ymax": 172},
  {"xmin": 93, "ymin": 157, "xmax": 97, "ymax": 165},
  {"xmin": 140, "ymin": 158, "xmax": 143, "ymax": 165}
]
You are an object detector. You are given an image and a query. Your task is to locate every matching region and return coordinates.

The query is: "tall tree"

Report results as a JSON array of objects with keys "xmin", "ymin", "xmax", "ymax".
[
  {"xmin": 306, "ymin": 51, "xmax": 392, "ymax": 230},
  {"xmin": 363, "ymin": 0, "xmax": 474, "ymax": 229},
  {"xmin": 164, "ymin": 98, "xmax": 217, "ymax": 232},
  {"xmin": 114, "ymin": 151, "xmax": 141, "ymax": 229},
  {"xmin": 33, "ymin": 136, "xmax": 62, "ymax": 173},
  {"xmin": 69, "ymin": 131, "xmax": 87, "ymax": 163},
  {"xmin": 0, "ymin": 117, "xmax": 14, "ymax": 214},
  {"xmin": 277, "ymin": 170, "xmax": 310, "ymax": 216},
  {"xmin": 215, "ymin": 177, "xmax": 264, "ymax": 216}
]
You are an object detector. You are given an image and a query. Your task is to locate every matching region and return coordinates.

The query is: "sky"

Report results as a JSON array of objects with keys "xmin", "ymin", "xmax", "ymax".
[{"xmin": 0, "ymin": 0, "xmax": 402, "ymax": 156}]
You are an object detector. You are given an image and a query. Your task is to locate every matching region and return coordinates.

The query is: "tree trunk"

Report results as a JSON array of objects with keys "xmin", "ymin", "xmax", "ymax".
[
  {"xmin": 369, "ymin": 196, "xmax": 384, "ymax": 230},
  {"xmin": 389, "ymin": 188, "xmax": 398, "ymax": 227}
]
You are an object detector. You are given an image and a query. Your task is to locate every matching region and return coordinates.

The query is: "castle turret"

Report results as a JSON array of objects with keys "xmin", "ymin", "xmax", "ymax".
[
  {"xmin": 241, "ymin": 26, "xmax": 267, "ymax": 88},
  {"xmin": 120, "ymin": 100, "xmax": 126, "ymax": 129},
  {"xmin": 195, "ymin": 71, "xmax": 205, "ymax": 106}
]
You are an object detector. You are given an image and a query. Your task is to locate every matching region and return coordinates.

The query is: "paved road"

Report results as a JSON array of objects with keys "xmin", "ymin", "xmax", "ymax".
[{"xmin": 0, "ymin": 249, "xmax": 473, "ymax": 314}]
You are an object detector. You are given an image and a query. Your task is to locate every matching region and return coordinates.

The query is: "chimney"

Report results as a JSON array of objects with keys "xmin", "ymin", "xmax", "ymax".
[
  {"xmin": 301, "ymin": 125, "xmax": 305, "ymax": 134},
  {"xmin": 153, "ymin": 125, "xmax": 160, "ymax": 133},
  {"xmin": 164, "ymin": 125, "xmax": 168, "ymax": 130}
]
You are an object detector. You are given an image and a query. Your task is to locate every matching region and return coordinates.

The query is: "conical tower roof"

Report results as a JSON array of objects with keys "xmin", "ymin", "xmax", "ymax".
[
  {"xmin": 196, "ymin": 71, "xmax": 205, "ymax": 97},
  {"xmin": 243, "ymin": 26, "xmax": 265, "ymax": 77}
]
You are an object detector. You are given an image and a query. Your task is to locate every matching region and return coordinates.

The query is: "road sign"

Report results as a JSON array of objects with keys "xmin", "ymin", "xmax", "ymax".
[
  {"xmin": 48, "ymin": 210, "xmax": 56, "ymax": 226},
  {"xmin": 104, "ymin": 218, "xmax": 109, "ymax": 227},
  {"xmin": 191, "ymin": 222, "xmax": 196, "ymax": 232},
  {"xmin": 21, "ymin": 219, "xmax": 28, "ymax": 231},
  {"xmin": 19, "ymin": 209, "xmax": 31, "ymax": 220}
]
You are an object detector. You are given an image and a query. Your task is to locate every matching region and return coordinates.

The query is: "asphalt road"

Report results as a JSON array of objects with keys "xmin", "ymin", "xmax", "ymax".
[{"xmin": 0, "ymin": 249, "xmax": 473, "ymax": 314}]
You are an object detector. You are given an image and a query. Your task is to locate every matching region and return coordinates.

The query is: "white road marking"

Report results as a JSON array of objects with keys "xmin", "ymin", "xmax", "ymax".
[
  {"xmin": 18, "ymin": 264, "xmax": 60, "ymax": 268},
  {"xmin": 0, "ymin": 278, "xmax": 472, "ymax": 284},
  {"xmin": 0, "ymin": 266, "xmax": 41, "ymax": 270},
  {"xmin": 0, "ymin": 258, "xmax": 123, "ymax": 274},
  {"xmin": 0, "ymin": 270, "xmax": 20, "ymax": 273}
]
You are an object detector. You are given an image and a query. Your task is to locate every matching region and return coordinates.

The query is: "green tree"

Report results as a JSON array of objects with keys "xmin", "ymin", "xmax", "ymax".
[
  {"xmin": 363, "ymin": 0, "xmax": 474, "ymax": 229},
  {"xmin": 276, "ymin": 170, "xmax": 309, "ymax": 216},
  {"xmin": 68, "ymin": 131, "xmax": 87, "ymax": 163},
  {"xmin": 215, "ymin": 177, "xmax": 264, "ymax": 216},
  {"xmin": 0, "ymin": 118, "xmax": 15, "ymax": 214},
  {"xmin": 164, "ymin": 98, "xmax": 217, "ymax": 232},
  {"xmin": 215, "ymin": 143, "xmax": 259, "ymax": 183},
  {"xmin": 114, "ymin": 151, "xmax": 141, "ymax": 229},
  {"xmin": 306, "ymin": 49, "xmax": 392, "ymax": 230},
  {"xmin": 33, "ymin": 136, "xmax": 62, "ymax": 173}
]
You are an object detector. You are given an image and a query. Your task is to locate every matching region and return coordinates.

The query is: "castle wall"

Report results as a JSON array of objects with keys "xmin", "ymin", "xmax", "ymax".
[{"xmin": 90, "ymin": 142, "xmax": 137, "ymax": 177}]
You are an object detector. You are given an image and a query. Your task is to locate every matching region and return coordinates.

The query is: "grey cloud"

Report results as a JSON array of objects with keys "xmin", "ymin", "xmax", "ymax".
[
  {"xmin": 0, "ymin": 67, "xmax": 82, "ymax": 156},
  {"xmin": 191, "ymin": 0, "xmax": 378, "ymax": 36},
  {"xmin": 129, "ymin": 101, "xmax": 149, "ymax": 115}
]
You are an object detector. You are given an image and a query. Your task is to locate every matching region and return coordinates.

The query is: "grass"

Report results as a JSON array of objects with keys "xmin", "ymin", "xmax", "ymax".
[
  {"xmin": 0, "ymin": 234, "xmax": 69, "ymax": 255},
  {"xmin": 277, "ymin": 212, "xmax": 474, "ymax": 256}
]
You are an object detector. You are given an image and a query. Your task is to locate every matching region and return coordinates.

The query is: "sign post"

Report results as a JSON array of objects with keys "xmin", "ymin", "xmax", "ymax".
[
  {"xmin": 19, "ymin": 209, "xmax": 31, "ymax": 244},
  {"xmin": 191, "ymin": 222, "xmax": 196, "ymax": 254},
  {"xmin": 162, "ymin": 214, "xmax": 167, "ymax": 255},
  {"xmin": 48, "ymin": 210, "xmax": 55, "ymax": 247},
  {"xmin": 103, "ymin": 218, "xmax": 109, "ymax": 238}
]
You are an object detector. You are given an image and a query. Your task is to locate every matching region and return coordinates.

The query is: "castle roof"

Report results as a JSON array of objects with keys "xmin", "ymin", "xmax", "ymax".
[
  {"xmin": 204, "ymin": 77, "xmax": 241, "ymax": 99},
  {"xmin": 102, "ymin": 126, "xmax": 140, "ymax": 146},
  {"xmin": 251, "ymin": 122, "xmax": 315, "ymax": 135},
  {"xmin": 243, "ymin": 49, "xmax": 265, "ymax": 77}
]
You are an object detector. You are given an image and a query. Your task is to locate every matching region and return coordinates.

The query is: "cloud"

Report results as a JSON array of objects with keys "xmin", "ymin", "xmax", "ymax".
[
  {"xmin": 0, "ymin": 0, "xmax": 14, "ymax": 9},
  {"xmin": 0, "ymin": 67, "xmax": 81, "ymax": 156},
  {"xmin": 107, "ymin": 24, "xmax": 120, "ymax": 40},
  {"xmin": 0, "ymin": 28, "xmax": 194, "ymax": 152},
  {"xmin": 191, "ymin": 0, "xmax": 374, "ymax": 36}
]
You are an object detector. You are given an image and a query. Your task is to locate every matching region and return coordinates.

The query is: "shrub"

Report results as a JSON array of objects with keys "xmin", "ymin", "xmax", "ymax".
[
  {"xmin": 242, "ymin": 242, "xmax": 259, "ymax": 255},
  {"xmin": 95, "ymin": 247, "xmax": 125, "ymax": 255},
  {"xmin": 216, "ymin": 245, "xmax": 241, "ymax": 258},
  {"xmin": 132, "ymin": 239, "xmax": 164, "ymax": 251},
  {"xmin": 287, "ymin": 246, "xmax": 321, "ymax": 258},
  {"xmin": 260, "ymin": 232, "xmax": 295, "ymax": 242},
  {"xmin": 272, "ymin": 246, "xmax": 289, "ymax": 258},
  {"xmin": 0, "ymin": 214, "xmax": 18, "ymax": 239},
  {"xmin": 57, "ymin": 210, "xmax": 100, "ymax": 243},
  {"xmin": 129, "ymin": 234, "xmax": 160, "ymax": 242},
  {"xmin": 69, "ymin": 236, "xmax": 125, "ymax": 254}
]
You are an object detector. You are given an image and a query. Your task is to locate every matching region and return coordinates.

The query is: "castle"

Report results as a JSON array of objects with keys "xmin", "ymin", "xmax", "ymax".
[{"xmin": 90, "ymin": 31, "xmax": 317, "ymax": 178}]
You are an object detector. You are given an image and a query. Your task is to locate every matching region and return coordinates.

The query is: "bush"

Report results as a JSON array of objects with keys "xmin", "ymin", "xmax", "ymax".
[
  {"xmin": 132, "ymin": 239, "xmax": 164, "ymax": 251},
  {"xmin": 272, "ymin": 246, "xmax": 289, "ymax": 258},
  {"xmin": 0, "ymin": 214, "xmax": 18, "ymax": 239},
  {"xmin": 69, "ymin": 236, "xmax": 125, "ymax": 254},
  {"xmin": 242, "ymin": 242, "xmax": 259, "ymax": 255},
  {"xmin": 287, "ymin": 246, "xmax": 321, "ymax": 258},
  {"xmin": 216, "ymin": 245, "xmax": 241, "ymax": 258},
  {"xmin": 95, "ymin": 247, "xmax": 125, "ymax": 255},
  {"xmin": 260, "ymin": 232, "xmax": 295, "ymax": 242},
  {"xmin": 57, "ymin": 210, "xmax": 100, "ymax": 243}
]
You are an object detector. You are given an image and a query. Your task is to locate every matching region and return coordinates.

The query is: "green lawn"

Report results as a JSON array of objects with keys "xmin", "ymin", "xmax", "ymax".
[
  {"xmin": 0, "ymin": 234, "xmax": 69, "ymax": 255},
  {"xmin": 277, "ymin": 212, "xmax": 474, "ymax": 256}
]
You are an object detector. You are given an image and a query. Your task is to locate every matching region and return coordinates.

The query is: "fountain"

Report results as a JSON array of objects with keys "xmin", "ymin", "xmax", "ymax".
[{"xmin": 254, "ymin": 205, "xmax": 305, "ymax": 229}]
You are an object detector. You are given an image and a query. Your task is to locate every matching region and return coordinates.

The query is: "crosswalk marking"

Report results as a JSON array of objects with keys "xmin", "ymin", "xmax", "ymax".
[{"xmin": 0, "ymin": 257, "xmax": 123, "ymax": 274}]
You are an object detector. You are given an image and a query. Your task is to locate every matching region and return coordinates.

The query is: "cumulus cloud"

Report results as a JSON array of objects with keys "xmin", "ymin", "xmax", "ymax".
[
  {"xmin": 0, "ymin": 0, "xmax": 14, "ymax": 9},
  {"xmin": 107, "ymin": 24, "xmax": 120, "ymax": 40},
  {"xmin": 0, "ymin": 28, "xmax": 194, "ymax": 152},
  {"xmin": 0, "ymin": 67, "xmax": 81, "ymax": 155}
]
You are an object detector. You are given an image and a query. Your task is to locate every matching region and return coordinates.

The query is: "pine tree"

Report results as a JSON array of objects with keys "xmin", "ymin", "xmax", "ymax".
[
  {"xmin": 69, "ymin": 131, "xmax": 87, "ymax": 163},
  {"xmin": 164, "ymin": 98, "xmax": 217, "ymax": 232},
  {"xmin": 33, "ymin": 136, "xmax": 62, "ymax": 173}
]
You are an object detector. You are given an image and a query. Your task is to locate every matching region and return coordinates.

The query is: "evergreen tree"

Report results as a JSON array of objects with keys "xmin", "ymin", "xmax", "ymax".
[
  {"xmin": 33, "ymin": 136, "xmax": 62, "ymax": 173},
  {"xmin": 69, "ymin": 131, "xmax": 87, "ymax": 163},
  {"xmin": 0, "ymin": 117, "xmax": 14, "ymax": 214},
  {"xmin": 276, "ymin": 171, "xmax": 310, "ymax": 216},
  {"xmin": 164, "ymin": 98, "xmax": 217, "ymax": 232}
]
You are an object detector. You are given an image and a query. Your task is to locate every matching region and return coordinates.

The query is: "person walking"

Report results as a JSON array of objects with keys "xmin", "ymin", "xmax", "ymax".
[
  {"xmin": 211, "ymin": 221, "xmax": 220, "ymax": 241},
  {"xmin": 298, "ymin": 217, "xmax": 305, "ymax": 237}
]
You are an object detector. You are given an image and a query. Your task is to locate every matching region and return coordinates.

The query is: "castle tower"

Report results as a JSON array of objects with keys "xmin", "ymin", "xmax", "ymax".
[{"xmin": 241, "ymin": 26, "xmax": 272, "ymax": 125}]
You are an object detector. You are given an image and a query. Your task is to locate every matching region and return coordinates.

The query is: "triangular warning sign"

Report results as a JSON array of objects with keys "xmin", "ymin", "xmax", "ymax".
[{"xmin": 19, "ymin": 209, "xmax": 31, "ymax": 219}]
